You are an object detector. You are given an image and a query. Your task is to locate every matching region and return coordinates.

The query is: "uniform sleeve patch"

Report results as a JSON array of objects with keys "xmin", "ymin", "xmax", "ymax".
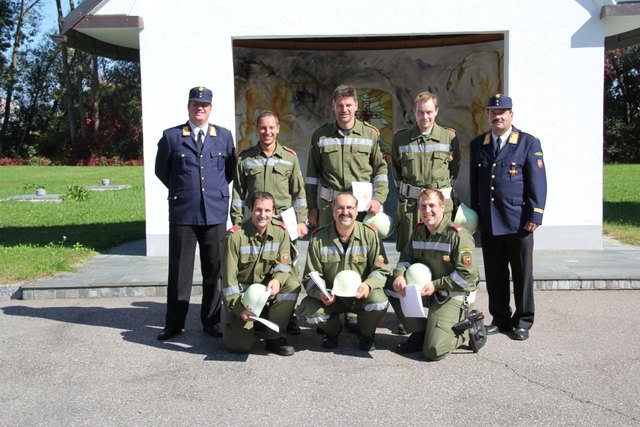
[
  {"xmin": 534, "ymin": 208, "xmax": 544, "ymax": 214},
  {"xmin": 463, "ymin": 255, "xmax": 472, "ymax": 266},
  {"xmin": 228, "ymin": 225, "xmax": 239, "ymax": 233},
  {"xmin": 537, "ymin": 159, "xmax": 544, "ymax": 169},
  {"xmin": 280, "ymin": 253, "xmax": 290, "ymax": 264},
  {"xmin": 452, "ymin": 224, "xmax": 463, "ymax": 231},
  {"xmin": 377, "ymin": 255, "xmax": 385, "ymax": 265}
]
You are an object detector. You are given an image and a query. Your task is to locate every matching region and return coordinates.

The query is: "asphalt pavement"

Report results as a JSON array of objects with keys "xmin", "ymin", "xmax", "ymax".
[{"xmin": 1, "ymin": 290, "xmax": 639, "ymax": 425}]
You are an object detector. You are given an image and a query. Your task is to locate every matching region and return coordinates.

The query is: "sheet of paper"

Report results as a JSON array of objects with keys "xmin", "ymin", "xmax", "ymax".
[
  {"xmin": 280, "ymin": 206, "xmax": 299, "ymax": 241},
  {"xmin": 400, "ymin": 285, "xmax": 427, "ymax": 318},
  {"xmin": 248, "ymin": 315, "xmax": 280, "ymax": 332},
  {"xmin": 351, "ymin": 181, "xmax": 373, "ymax": 212},
  {"xmin": 309, "ymin": 271, "xmax": 331, "ymax": 299}
]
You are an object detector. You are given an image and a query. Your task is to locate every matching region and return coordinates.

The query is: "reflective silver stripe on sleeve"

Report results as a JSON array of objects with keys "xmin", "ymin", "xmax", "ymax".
[
  {"xmin": 373, "ymin": 174, "xmax": 388, "ymax": 182},
  {"xmin": 305, "ymin": 177, "xmax": 318, "ymax": 185},
  {"xmin": 272, "ymin": 264, "xmax": 292, "ymax": 273},
  {"xmin": 384, "ymin": 288, "xmax": 401, "ymax": 299},
  {"xmin": 367, "ymin": 271, "xmax": 385, "ymax": 281},
  {"xmin": 449, "ymin": 270, "xmax": 470, "ymax": 289},
  {"xmin": 304, "ymin": 279, "xmax": 315, "ymax": 293},
  {"xmin": 231, "ymin": 198, "xmax": 244, "ymax": 207},
  {"xmin": 223, "ymin": 285, "xmax": 241, "ymax": 296},
  {"xmin": 363, "ymin": 300, "xmax": 390, "ymax": 312},
  {"xmin": 275, "ymin": 291, "xmax": 299, "ymax": 302},
  {"xmin": 293, "ymin": 198, "xmax": 307, "ymax": 208},
  {"xmin": 304, "ymin": 313, "xmax": 331, "ymax": 324},
  {"xmin": 412, "ymin": 241, "xmax": 451, "ymax": 252},
  {"xmin": 398, "ymin": 143, "xmax": 452, "ymax": 154},
  {"xmin": 397, "ymin": 261, "xmax": 411, "ymax": 268}
]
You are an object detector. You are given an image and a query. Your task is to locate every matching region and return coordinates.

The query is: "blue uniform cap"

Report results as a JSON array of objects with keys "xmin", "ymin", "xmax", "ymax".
[
  {"xmin": 188, "ymin": 86, "xmax": 212, "ymax": 104},
  {"xmin": 486, "ymin": 93, "xmax": 512, "ymax": 110}
]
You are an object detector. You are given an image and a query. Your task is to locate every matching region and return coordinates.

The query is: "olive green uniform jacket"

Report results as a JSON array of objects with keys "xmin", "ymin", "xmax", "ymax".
[
  {"xmin": 392, "ymin": 122, "xmax": 460, "ymax": 251},
  {"xmin": 231, "ymin": 141, "xmax": 307, "ymax": 225},
  {"xmin": 305, "ymin": 119, "xmax": 389, "ymax": 226}
]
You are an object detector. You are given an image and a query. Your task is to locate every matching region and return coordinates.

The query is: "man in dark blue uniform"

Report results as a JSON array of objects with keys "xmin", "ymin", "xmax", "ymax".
[
  {"xmin": 154, "ymin": 86, "xmax": 236, "ymax": 341},
  {"xmin": 469, "ymin": 94, "xmax": 547, "ymax": 341}
]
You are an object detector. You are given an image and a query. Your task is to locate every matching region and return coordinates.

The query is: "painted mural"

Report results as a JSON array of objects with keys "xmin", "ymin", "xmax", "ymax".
[{"xmin": 233, "ymin": 41, "xmax": 503, "ymax": 206}]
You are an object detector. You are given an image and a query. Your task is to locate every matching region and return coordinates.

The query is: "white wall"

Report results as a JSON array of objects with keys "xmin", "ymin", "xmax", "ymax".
[{"xmin": 102, "ymin": 0, "xmax": 606, "ymax": 254}]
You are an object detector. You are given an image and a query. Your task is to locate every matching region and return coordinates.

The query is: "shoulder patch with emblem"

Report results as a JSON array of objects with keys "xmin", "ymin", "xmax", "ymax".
[
  {"xmin": 280, "ymin": 253, "xmax": 290, "ymax": 264},
  {"xmin": 228, "ymin": 225, "xmax": 239, "ymax": 234},
  {"xmin": 461, "ymin": 247, "xmax": 473, "ymax": 266},
  {"xmin": 282, "ymin": 145, "xmax": 297, "ymax": 156},
  {"xmin": 452, "ymin": 224, "xmax": 463, "ymax": 232},
  {"xmin": 182, "ymin": 126, "xmax": 190, "ymax": 137},
  {"xmin": 377, "ymin": 254, "xmax": 385, "ymax": 265}
]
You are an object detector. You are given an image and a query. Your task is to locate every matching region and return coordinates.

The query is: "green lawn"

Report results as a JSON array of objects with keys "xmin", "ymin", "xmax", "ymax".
[
  {"xmin": 0, "ymin": 166, "xmax": 145, "ymax": 283},
  {"xmin": 603, "ymin": 164, "xmax": 640, "ymax": 245}
]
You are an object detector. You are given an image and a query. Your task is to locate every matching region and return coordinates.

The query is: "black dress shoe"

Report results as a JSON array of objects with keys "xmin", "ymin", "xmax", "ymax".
[
  {"xmin": 204, "ymin": 324, "xmax": 223, "ymax": 338},
  {"xmin": 157, "ymin": 328, "xmax": 182, "ymax": 341},
  {"xmin": 486, "ymin": 324, "xmax": 511, "ymax": 335},
  {"xmin": 266, "ymin": 337, "xmax": 295, "ymax": 356},
  {"xmin": 322, "ymin": 335, "xmax": 339, "ymax": 349},
  {"xmin": 512, "ymin": 327, "xmax": 529, "ymax": 341},
  {"xmin": 395, "ymin": 331, "xmax": 425, "ymax": 354}
]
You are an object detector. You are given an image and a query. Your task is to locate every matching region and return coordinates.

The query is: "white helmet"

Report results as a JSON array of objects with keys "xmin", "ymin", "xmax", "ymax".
[
  {"xmin": 241, "ymin": 283, "xmax": 271, "ymax": 316},
  {"xmin": 453, "ymin": 203, "xmax": 479, "ymax": 234},
  {"xmin": 331, "ymin": 270, "xmax": 362, "ymax": 297},
  {"xmin": 363, "ymin": 212, "xmax": 393, "ymax": 239},
  {"xmin": 405, "ymin": 263, "xmax": 432, "ymax": 289}
]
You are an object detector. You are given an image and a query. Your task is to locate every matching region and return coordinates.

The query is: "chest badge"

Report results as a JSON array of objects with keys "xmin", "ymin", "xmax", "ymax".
[{"xmin": 508, "ymin": 163, "xmax": 519, "ymax": 176}]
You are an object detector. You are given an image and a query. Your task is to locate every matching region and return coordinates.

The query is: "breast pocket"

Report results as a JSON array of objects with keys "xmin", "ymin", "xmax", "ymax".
[
  {"xmin": 173, "ymin": 152, "xmax": 190, "ymax": 174},
  {"xmin": 352, "ymin": 144, "xmax": 372, "ymax": 171},
  {"xmin": 210, "ymin": 152, "xmax": 226, "ymax": 170},
  {"xmin": 272, "ymin": 163, "xmax": 292, "ymax": 184}
]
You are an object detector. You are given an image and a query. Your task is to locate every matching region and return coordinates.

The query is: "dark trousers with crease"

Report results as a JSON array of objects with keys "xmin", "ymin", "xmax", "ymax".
[
  {"xmin": 164, "ymin": 223, "xmax": 224, "ymax": 331},
  {"xmin": 480, "ymin": 231, "xmax": 535, "ymax": 330}
]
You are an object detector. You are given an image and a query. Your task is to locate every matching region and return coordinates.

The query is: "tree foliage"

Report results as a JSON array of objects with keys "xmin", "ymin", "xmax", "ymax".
[
  {"xmin": 604, "ymin": 45, "xmax": 640, "ymax": 163},
  {"xmin": 0, "ymin": 0, "xmax": 142, "ymax": 164}
]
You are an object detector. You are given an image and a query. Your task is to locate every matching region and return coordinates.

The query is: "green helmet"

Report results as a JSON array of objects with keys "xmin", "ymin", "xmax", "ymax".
[
  {"xmin": 241, "ymin": 283, "xmax": 271, "ymax": 316},
  {"xmin": 331, "ymin": 270, "xmax": 362, "ymax": 297},
  {"xmin": 453, "ymin": 203, "xmax": 479, "ymax": 234},
  {"xmin": 405, "ymin": 263, "xmax": 432, "ymax": 289},
  {"xmin": 363, "ymin": 212, "xmax": 393, "ymax": 239}
]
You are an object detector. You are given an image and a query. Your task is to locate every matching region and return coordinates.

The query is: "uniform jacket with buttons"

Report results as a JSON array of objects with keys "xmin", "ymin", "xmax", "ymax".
[
  {"xmin": 231, "ymin": 141, "xmax": 307, "ymax": 225},
  {"xmin": 469, "ymin": 125, "xmax": 547, "ymax": 236},
  {"xmin": 155, "ymin": 122, "xmax": 236, "ymax": 225},
  {"xmin": 393, "ymin": 219, "xmax": 479, "ymax": 293},
  {"xmin": 305, "ymin": 119, "xmax": 389, "ymax": 209},
  {"xmin": 391, "ymin": 122, "xmax": 460, "ymax": 190},
  {"xmin": 303, "ymin": 221, "xmax": 390, "ymax": 299},
  {"xmin": 221, "ymin": 219, "xmax": 293, "ymax": 318}
]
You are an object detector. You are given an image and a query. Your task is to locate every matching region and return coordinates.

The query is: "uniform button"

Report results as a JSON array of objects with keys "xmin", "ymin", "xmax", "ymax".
[
  {"xmin": 173, "ymin": 196, "xmax": 177, "ymax": 200},
  {"xmin": 491, "ymin": 198, "xmax": 494, "ymax": 202},
  {"xmin": 201, "ymin": 177, "xmax": 205, "ymax": 181},
  {"xmin": 492, "ymin": 163, "xmax": 497, "ymax": 167},
  {"xmin": 201, "ymin": 188, "xmax": 205, "ymax": 192},
  {"xmin": 200, "ymin": 154, "xmax": 204, "ymax": 158},
  {"xmin": 491, "ymin": 175, "xmax": 496, "ymax": 179},
  {"xmin": 201, "ymin": 166, "xmax": 204, "ymax": 170},
  {"xmin": 490, "ymin": 186, "xmax": 494, "ymax": 190}
]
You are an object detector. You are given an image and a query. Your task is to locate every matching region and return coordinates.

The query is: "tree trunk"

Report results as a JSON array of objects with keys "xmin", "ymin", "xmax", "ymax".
[
  {"xmin": 91, "ymin": 55, "xmax": 100, "ymax": 136},
  {"xmin": 56, "ymin": 0, "xmax": 76, "ymax": 141}
]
